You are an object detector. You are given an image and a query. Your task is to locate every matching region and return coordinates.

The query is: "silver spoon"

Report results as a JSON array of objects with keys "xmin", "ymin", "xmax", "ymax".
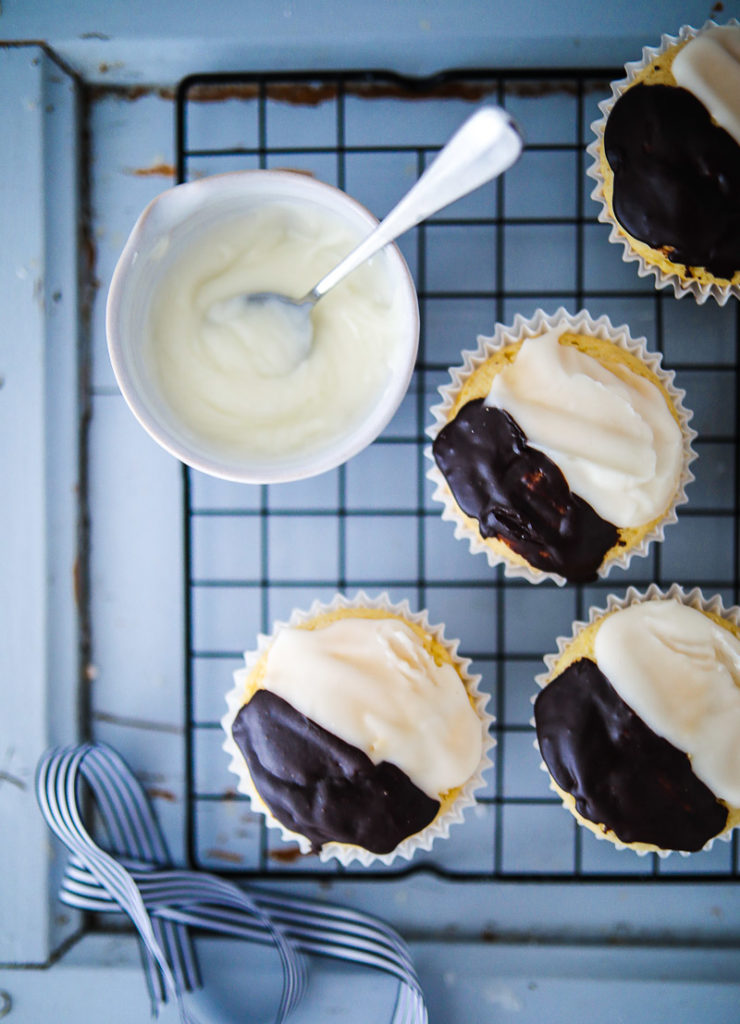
[{"xmin": 208, "ymin": 105, "xmax": 523, "ymax": 372}]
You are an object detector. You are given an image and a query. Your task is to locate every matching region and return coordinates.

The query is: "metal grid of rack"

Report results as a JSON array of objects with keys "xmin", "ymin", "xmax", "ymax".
[{"xmin": 176, "ymin": 69, "xmax": 740, "ymax": 882}]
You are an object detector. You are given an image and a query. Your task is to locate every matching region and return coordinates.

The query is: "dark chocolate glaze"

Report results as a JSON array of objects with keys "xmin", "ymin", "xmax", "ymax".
[
  {"xmin": 432, "ymin": 400, "xmax": 619, "ymax": 584},
  {"xmin": 604, "ymin": 83, "xmax": 740, "ymax": 279},
  {"xmin": 231, "ymin": 688, "xmax": 440, "ymax": 854},
  {"xmin": 534, "ymin": 657, "xmax": 728, "ymax": 852}
]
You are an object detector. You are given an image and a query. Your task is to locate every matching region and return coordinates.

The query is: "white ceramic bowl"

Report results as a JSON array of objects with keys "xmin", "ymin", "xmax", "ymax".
[{"xmin": 106, "ymin": 170, "xmax": 420, "ymax": 483}]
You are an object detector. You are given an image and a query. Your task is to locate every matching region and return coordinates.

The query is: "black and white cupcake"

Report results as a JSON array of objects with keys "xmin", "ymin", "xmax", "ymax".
[
  {"xmin": 588, "ymin": 20, "xmax": 740, "ymax": 304},
  {"xmin": 533, "ymin": 585, "xmax": 740, "ymax": 855},
  {"xmin": 222, "ymin": 592, "xmax": 494, "ymax": 866},
  {"xmin": 426, "ymin": 308, "xmax": 695, "ymax": 586}
]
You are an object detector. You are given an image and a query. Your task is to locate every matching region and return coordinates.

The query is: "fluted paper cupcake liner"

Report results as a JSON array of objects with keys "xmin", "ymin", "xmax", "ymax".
[
  {"xmin": 222, "ymin": 590, "xmax": 495, "ymax": 868},
  {"xmin": 586, "ymin": 19, "xmax": 740, "ymax": 305},
  {"xmin": 425, "ymin": 307, "xmax": 696, "ymax": 586},
  {"xmin": 533, "ymin": 582, "xmax": 740, "ymax": 856}
]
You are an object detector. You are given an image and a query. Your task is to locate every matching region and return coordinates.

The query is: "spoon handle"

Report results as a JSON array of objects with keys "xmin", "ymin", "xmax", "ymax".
[{"xmin": 310, "ymin": 104, "xmax": 523, "ymax": 302}]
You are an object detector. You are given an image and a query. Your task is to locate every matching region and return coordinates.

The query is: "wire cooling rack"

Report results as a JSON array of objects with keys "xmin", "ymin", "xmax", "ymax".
[{"xmin": 176, "ymin": 69, "xmax": 740, "ymax": 882}]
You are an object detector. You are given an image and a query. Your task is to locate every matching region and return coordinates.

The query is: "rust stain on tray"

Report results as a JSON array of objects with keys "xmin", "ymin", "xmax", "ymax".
[
  {"xmin": 129, "ymin": 162, "xmax": 176, "ymax": 177},
  {"xmin": 88, "ymin": 85, "xmax": 176, "ymax": 102},
  {"xmin": 269, "ymin": 846, "xmax": 311, "ymax": 863},
  {"xmin": 185, "ymin": 79, "xmax": 501, "ymax": 104},
  {"xmin": 348, "ymin": 79, "xmax": 591, "ymax": 101},
  {"xmin": 184, "ymin": 79, "xmax": 588, "ymax": 107},
  {"xmin": 186, "ymin": 83, "xmax": 260, "ymax": 103},
  {"xmin": 146, "ymin": 787, "xmax": 177, "ymax": 802},
  {"xmin": 206, "ymin": 848, "xmax": 244, "ymax": 864},
  {"xmin": 348, "ymin": 80, "xmax": 498, "ymax": 102},
  {"xmin": 184, "ymin": 79, "xmax": 500, "ymax": 104},
  {"xmin": 90, "ymin": 76, "xmax": 593, "ymax": 108},
  {"xmin": 184, "ymin": 82, "xmax": 338, "ymax": 105},
  {"xmin": 267, "ymin": 83, "xmax": 339, "ymax": 105},
  {"xmin": 73, "ymin": 555, "xmax": 84, "ymax": 611}
]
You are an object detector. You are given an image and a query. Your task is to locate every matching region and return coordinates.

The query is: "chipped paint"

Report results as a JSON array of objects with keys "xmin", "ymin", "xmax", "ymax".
[
  {"xmin": 206, "ymin": 848, "xmax": 244, "ymax": 864},
  {"xmin": 129, "ymin": 161, "xmax": 175, "ymax": 177},
  {"xmin": 269, "ymin": 846, "xmax": 309, "ymax": 863},
  {"xmin": 146, "ymin": 787, "xmax": 177, "ymax": 802},
  {"xmin": 88, "ymin": 84, "xmax": 175, "ymax": 102},
  {"xmin": 88, "ymin": 74, "xmax": 593, "ymax": 110},
  {"xmin": 186, "ymin": 82, "xmax": 259, "ymax": 103},
  {"xmin": 73, "ymin": 555, "xmax": 83, "ymax": 611},
  {"xmin": 97, "ymin": 61, "xmax": 125, "ymax": 75},
  {"xmin": 267, "ymin": 82, "xmax": 338, "ymax": 106}
]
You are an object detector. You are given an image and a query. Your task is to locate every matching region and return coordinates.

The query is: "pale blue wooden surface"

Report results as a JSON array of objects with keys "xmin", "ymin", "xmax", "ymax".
[
  {"xmin": 0, "ymin": 46, "xmax": 82, "ymax": 966},
  {"xmin": 2, "ymin": 935, "xmax": 739, "ymax": 1023},
  {"xmin": 1, "ymin": 0, "xmax": 727, "ymax": 85},
  {"xmin": 2, "ymin": 1, "xmax": 740, "ymax": 1020}
]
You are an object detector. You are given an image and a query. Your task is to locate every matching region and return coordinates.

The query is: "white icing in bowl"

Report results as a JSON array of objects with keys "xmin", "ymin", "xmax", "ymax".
[{"xmin": 107, "ymin": 171, "xmax": 419, "ymax": 483}]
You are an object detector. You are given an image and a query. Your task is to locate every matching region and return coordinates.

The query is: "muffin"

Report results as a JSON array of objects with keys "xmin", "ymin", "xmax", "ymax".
[
  {"xmin": 221, "ymin": 592, "xmax": 494, "ymax": 866},
  {"xmin": 588, "ymin": 20, "xmax": 740, "ymax": 303},
  {"xmin": 533, "ymin": 585, "xmax": 740, "ymax": 854},
  {"xmin": 426, "ymin": 309, "xmax": 695, "ymax": 586}
]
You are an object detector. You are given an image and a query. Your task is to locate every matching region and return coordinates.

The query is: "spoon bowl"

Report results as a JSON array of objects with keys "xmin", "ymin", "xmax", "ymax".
[{"xmin": 206, "ymin": 292, "xmax": 314, "ymax": 376}]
